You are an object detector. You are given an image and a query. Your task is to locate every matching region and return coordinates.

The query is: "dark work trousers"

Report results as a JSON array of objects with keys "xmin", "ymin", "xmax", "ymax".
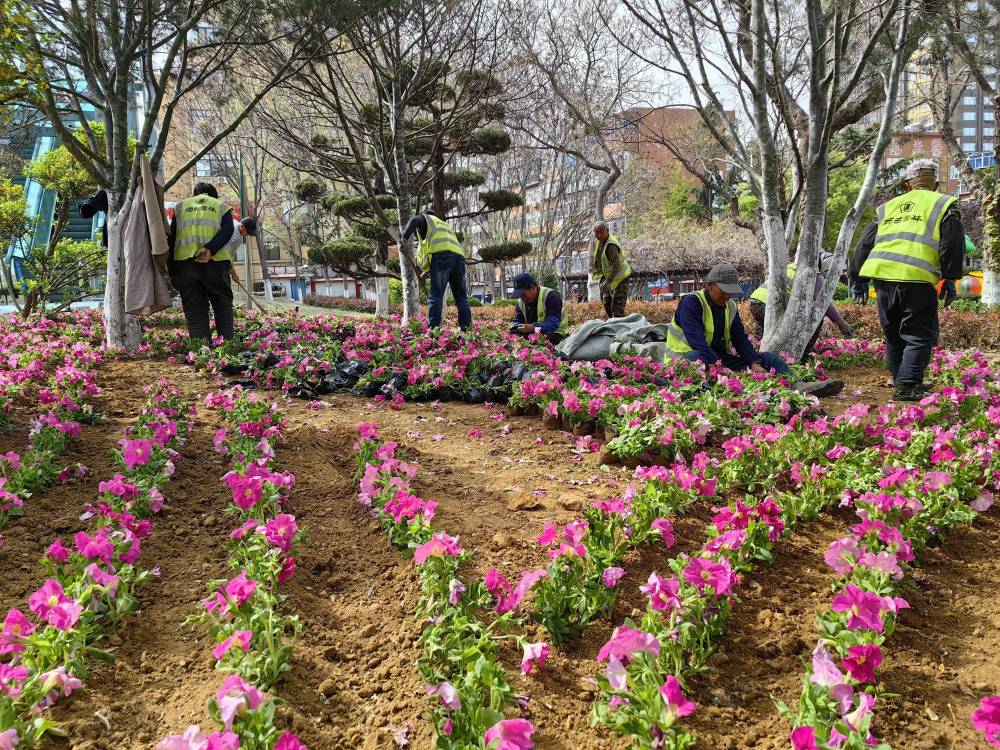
[
  {"xmin": 172, "ymin": 259, "xmax": 235, "ymax": 342},
  {"xmin": 601, "ymin": 284, "xmax": 627, "ymax": 319},
  {"xmin": 874, "ymin": 280, "xmax": 938, "ymax": 386},
  {"xmin": 427, "ymin": 251, "xmax": 472, "ymax": 330},
  {"xmin": 749, "ymin": 299, "xmax": 821, "ymax": 362},
  {"xmin": 681, "ymin": 349, "xmax": 792, "ymax": 377}
]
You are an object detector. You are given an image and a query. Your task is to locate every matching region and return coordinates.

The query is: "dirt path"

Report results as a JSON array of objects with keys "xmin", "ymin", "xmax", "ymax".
[{"xmin": 1, "ymin": 361, "xmax": 996, "ymax": 749}]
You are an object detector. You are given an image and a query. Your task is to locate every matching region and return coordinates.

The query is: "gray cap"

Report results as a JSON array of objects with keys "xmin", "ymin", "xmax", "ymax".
[{"xmin": 705, "ymin": 262, "xmax": 743, "ymax": 295}]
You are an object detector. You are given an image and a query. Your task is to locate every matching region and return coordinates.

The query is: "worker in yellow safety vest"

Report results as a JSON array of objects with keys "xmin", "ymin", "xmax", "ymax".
[
  {"xmin": 168, "ymin": 182, "xmax": 236, "ymax": 342},
  {"xmin": 592, "ymin": 221, "xmax": 632, "ymax": 319},
  {"xmin": 664, "ymin": 263, "xmax": 844, "ymax": 396},
  {"xmin": 850, "ymin": 159, "xmax": 965, "ymax": 401},
  {"xmin": 402, "ymin": 210, "xmax": 471, "ymax": 331},
  {"xmin": 509, "ymin": 272, "xmax": 569, "ymax": 345},
  {"xmin": 748, "ymin": 251, "xmax": 854, "ymax": 361}
]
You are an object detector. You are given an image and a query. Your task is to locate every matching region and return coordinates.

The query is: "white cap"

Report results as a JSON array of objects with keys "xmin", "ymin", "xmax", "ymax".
[{"xmin": 904, "ymin": 159, "xmax": 938, "ymax": 181}]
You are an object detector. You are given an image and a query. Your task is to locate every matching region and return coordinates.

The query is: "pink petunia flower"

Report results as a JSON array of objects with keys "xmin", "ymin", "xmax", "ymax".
[
  {"xmin": 602, "ymin": 567, "xmax": 625, "ymax": 588},
  {"xmin": 831, "ymin": 584, "xmax": 886, "ymax": 632},
  {"xmin": 484, "ymin": 718, "xmax": 534, "ymax": 750},
  {"xmin": 45, "ymin": 538, "xmax": 70, "ymax": 563},
  {"xmin": 213, "ymin": 630, "xmax": 253, "ymax": 661},
  {"xmin": 278, "ymin": 555, "xmax": 297, "ymax": 584},
  {"xmin": 215, "ymin": 674, "xmax": 265, "ymax": 730},
  {"xmin": 448, "ymin": 579, "xmax": 465, "ymax": 606},
  {"xmin": 659, "ymin": 676, "xmax": 697, "ymax": 719},
  {"xmin": 536, "ymin": 523, "xmax": 558, "ymax": 546},
  {"xmin": 605, "ymin": 655, "xmax": 628, "ymax": 691},
  {"xmin": 641, "ymin": 572, "xmax": 682, "ymax": 613},
  {"xmin": 262, "ymin": 514, "xmax": 298, "ymax": 554},
  {"xmin": 224, "ymin": 571, "xmax": 258, "ymax": 608},
  {"xmin": 789, "ymin": 726, "xmax": 818, "ymax": 750},
  {"xmin": 426, "ymin": 682, "xmax": 461, "ymax": 711},
  {"xmin": 413, "ymin": 532, "xmax": 462, "ymax": 564},
  {"xmin": 0, "ymin": 609, "xmax": 35, "ymax": 654},
  {"xmin": 842, "ymin": 644, "xmax": 882, "ymax": 684},
  {"xmin": 682, "ymin": 556, "xmax": 736, "ymax": 598},
  {"xmin": 597, "ymin": 625, "xmax": 660, "ymax": 663},
  {"xmin": 651, "ymin": 517, "xmax": 675, "ymax": 546},
  {"xmin": 521, "ymin": 642, "xmax": 550, "ymax": 675},
  {"xmin": 972, "ymin": 695, "xmax": 1000, "ymax": 747},
  {"xmin": 120, "ymin": 438, "xmax": 155, "ymax": 469},
  {"xmin": 0, "ymin": 663, "xmax": 29, "ymax": 698},
  {"xmin": 273, "ymin": 734, "xmax": 309, "ymax": 750},
  {"xmin": 824, "ymin": 538, "xmax": 861, "ymax": 575},
  {"xmin": 0, "ymin": 729, "xmax": 18, "ymax": 750}
]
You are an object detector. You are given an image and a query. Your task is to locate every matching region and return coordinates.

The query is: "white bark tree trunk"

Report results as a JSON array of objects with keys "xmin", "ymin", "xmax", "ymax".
[
  {"xmin": 374, "ymin": 272, "xmax": 390, "ymax": 317},
  {"xmin": 982, "ymin": 268, "xmax": 999, "ymax": 306},
  {"xmin": 103, "ymin": 192, "xmax": 142, "ymax": 350}
]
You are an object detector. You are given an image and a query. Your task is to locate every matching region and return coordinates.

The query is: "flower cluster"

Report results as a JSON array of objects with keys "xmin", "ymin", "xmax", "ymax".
[
  {"xmin": 0, "ymin": 379, "xmax": 188, "ymax": 747},
  {"xmin": 786, "ymin": 357, "xmax": 1000, "ymax": 749},
  {"xmin": 354, "ymin": 425, "xmax": 536, "ymax": 750},
  {"xmin": 164, "ymin": 388, "xmax": 308, "ymax": 750},
  {"xmin": 0, "ymin": 336, "xmax": 101, "ymax": 536}
]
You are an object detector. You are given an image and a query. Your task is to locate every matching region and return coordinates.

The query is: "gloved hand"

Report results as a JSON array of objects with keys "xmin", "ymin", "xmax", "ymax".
[{"xmin": 839, "ymin": 321, "xmax": 854, "ymax": 337}]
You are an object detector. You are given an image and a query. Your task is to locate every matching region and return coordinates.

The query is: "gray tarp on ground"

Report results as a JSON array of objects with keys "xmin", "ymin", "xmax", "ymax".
[{"xmin": 554, "ymin": 313, "xmax": 675, "ymax": 362}]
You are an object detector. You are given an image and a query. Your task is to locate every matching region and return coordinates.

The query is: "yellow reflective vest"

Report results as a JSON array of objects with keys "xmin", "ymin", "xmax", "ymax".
[
  {"xmin": 859, "ymin": 189, "xmax": 956, "ymax": 284},
  {"xmin": 749, "ymin": 262, "xmax": 797, "ymax": 305},
  {"xmin": 592, "ymin": 234, "xmax": 632, "ymax": 290},
  {"xmin": 665, "ymin": 289, "xmax": 737, "ymax": 357},
  {"xmin": 417, "ymin": 215, "xmax": 464, "ymax": 272},
  {"xmin": 515, "ymin": 286, "xmax": 568, "ymax": 335},
  {"xmin": 173, "ymin": 195, "xmax": 230, "ymax": 262}
]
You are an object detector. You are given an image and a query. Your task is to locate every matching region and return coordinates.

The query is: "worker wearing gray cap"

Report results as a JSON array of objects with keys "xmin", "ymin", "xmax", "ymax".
[
  {"xmin": 665, "ymin": 263, "xmax": 844, "ymax": 397},
  {"xmin": 850, "ymin": 159, "xmax": 965, "ymax": 401}
]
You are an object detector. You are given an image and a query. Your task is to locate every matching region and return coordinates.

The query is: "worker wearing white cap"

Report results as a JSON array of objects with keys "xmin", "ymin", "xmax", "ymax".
[{"xmin": 849, "ymin": 159, "xmax": 965, "ymax": 401}]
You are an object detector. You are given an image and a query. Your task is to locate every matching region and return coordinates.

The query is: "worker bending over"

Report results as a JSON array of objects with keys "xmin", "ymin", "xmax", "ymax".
[
  {"xmin": 666, "ymin": 263, "xmax": 843, "ymax": 397},
  {"xmin": 402, "ymin": 209, "xmax": 472, "ymax": 331},
  {"xmin": 850, "ymin": 159, "xmax": 964, "ymax": 401},
  {"xmin": 748, "ymin": 251, "xmax": 853, "ymax": 361},
  {"xmin": 509, "ymin": 273, "xmax": 568, "ymax": 345}
]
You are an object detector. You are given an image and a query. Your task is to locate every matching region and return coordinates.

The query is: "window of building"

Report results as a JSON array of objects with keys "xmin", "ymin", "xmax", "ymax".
[
  {"xmin": 984, "ymin": 142, "xmax": 994, "ymax": 151},
  {"xmin": 963, "ymin": 95, "xmax": 977, "ymax": 105},
  {"xmin": 985, "ymin": 111, "xmax": 995, "ymax": 121},
  {"xmin": 963, "ymin": 127, "xmax": 977, "ymax": 136},
  {"xmin": 963, "ymin": 111, "xmax": 977, "ymax": 120},
  {"xmin": 962, "ymin": 142, "xmax": 976, "ymax": 152},
  {"xmin": 194, "ymin": 154, "xmax": 233, "ymax": 178},
  {"xmin": 984, "ymin": 127, "xmax": 995, "ymax": 137}
]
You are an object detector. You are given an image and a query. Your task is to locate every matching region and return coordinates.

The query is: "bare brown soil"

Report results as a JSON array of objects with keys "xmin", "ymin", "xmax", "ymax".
[{"xmin": 0, "ymin": 359, "xmax": 996, "ymax": 749}]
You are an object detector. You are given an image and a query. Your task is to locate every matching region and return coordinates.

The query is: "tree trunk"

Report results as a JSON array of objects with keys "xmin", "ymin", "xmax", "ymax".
[
  {"xmin": 983, "ymin": 188, "xmax": 1000, "ymax": 306},
  {"xmin": 254, "ymin": 220, "xmax": 274, "ymax": 302},
  {"xmin": 374, "ymin": 271, "xmax": 390, "ymax": 316},
  {"xmin": 983, "ymin": 92, "xmax": 1000, "ymax": 307},
  {"xmin": 390, "ymin": 81, "xmax": 421, "ymax": 323},
  {"xmin": 103, "ymin": 191, "xmax": 142, "ymax": 350}
]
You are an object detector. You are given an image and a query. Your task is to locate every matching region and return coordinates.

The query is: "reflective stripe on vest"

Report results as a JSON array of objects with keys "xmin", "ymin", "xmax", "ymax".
[
  {"xmin": 859, "ymin": 189, "xmax": 955, "ymax": 284},
  {"xmin": 592, "ymin": 235, "xmax": 633, "ymax": 290},
  {"xmin": 749, "ymin": 262, "xmax": 797, "ymax": 305},
  {"xmin": 174, "ymin": 195, "xmax": 230, "ymax": 262},
  {"xmin": 516, "ymin": 286, "xmax": 568, "ymax": 335},
  {"xmin": 419, "ymin": 215, "xmax": 464, "ymax": 259},
  {"xmin": 665, "ymin": 289, "xmax": 736, "ymax": 356}
]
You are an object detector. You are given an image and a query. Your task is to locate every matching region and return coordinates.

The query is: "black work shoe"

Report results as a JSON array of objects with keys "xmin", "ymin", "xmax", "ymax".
[
  {"xmin": 794, "ymin": 379, "xmax": 845, "ymax": 398},
  {"xmin": 892, "ymin": 382, "xmax": 923, "ymax": 402}
]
